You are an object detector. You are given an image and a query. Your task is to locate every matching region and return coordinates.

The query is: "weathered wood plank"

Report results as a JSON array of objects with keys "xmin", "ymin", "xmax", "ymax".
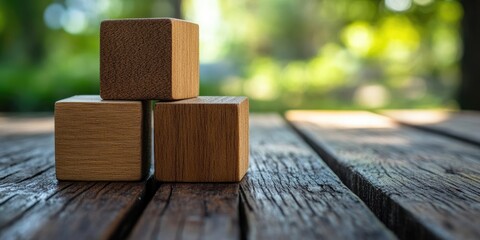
[
  {"xmin": 0, "ymin": 118, "xmax": 149, "ymax": 240},
  {"xmin": 380, "ymin": 110, "xmax": 480, "ymax": 147},
  {"xmin": 129, "ymin": 114, "xmax": 394, "ymax": 239},
  {"xmin": 240, "ymin": 115, "xmax": 395, "ymax": 239},
  {"xmin": 129, "ymin": 183, "xmax": 240, "ymax": 239},
  {"xmin": 287, "ymin": 111, "xmax": 480, "ymax": 240}
]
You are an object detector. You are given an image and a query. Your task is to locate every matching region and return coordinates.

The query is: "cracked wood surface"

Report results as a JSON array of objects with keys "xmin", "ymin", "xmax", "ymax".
[
  {"xmin": 5, "ymin": 112, "xmax": 478, "ymax": 239},
  {"xmin": 129, "ymin": 183, "xmax": 240, "ymax": 239},
  {"xmin": 287, "ymin": 111, "xmax": 480, "ymax": 240},
  {"xmin": 0, "ymin": 132, "xmax": 148, "ymax": 239},
  {"xmin": 239, "ymin": 115, "xmax": 394, "ymax": 239},
  {"xmin": 127, "ymin": 114, "xmax": 395, "ymax": 240}
]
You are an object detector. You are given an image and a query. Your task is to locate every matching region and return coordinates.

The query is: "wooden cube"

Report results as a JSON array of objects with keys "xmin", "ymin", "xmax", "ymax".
[
  {"xmin": 154, "ymin": 97, "xmax": 249, "ymax": 182},
  {"xmin": 55, "ymin": 95, "xmax": 151, "ymax": 181},
  {"xmin": 100, "ymin": 18, "xmax": 199, "ymax": 100}
]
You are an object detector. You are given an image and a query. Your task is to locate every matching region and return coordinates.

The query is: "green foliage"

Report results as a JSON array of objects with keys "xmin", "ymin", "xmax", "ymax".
[{"xmin": 0, "ymin": 0, "xmax": 462, "ymax": 112}]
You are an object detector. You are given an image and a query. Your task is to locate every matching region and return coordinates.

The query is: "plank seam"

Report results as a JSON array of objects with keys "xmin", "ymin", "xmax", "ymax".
[
  {"xmin": 238, "ymin": 185, "xmax": 249, "ymax": 240},
  {"xmin": 158, "ymin": 184, "xmax": 173, "ymax": 217},
  {"xmin": 108, "ymin": 177, "xmax": 159, "ymax": 240},
  {"xmin": 285, "ymin": 117, "xmax": 440, "ymax": 240}
]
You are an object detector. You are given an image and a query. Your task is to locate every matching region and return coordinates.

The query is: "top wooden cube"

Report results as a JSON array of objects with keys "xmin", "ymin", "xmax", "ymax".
[{"xmin": 100, "ymin": 18, "xmax": 199, "ymax": 100}]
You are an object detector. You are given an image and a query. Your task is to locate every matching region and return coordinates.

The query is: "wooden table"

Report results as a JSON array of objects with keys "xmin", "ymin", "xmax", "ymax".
[{"xmin": 1, "ymin": 111, "xmax": 479, "ymax": 240}]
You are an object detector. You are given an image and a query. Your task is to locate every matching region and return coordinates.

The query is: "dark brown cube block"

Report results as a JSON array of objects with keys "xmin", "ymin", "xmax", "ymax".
[{"xmin": 100, "ymin": 18, "xmax": 199, "ymax": 100}]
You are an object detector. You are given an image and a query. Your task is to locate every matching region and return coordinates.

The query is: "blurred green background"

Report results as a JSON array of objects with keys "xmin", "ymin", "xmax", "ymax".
[{"xmin": 0, "ymin": 0, "xmax": 467, "ymax": 112}]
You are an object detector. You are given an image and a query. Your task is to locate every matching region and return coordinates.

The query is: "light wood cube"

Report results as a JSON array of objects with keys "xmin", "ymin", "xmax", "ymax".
[
  {"xmin": 100, "ymin": 18, "xmax": 199, "ymax": 100},
  {"xmin": 154, "ymin": 97, "xmax": 249, "ymax": 182},
  {"xmin": 55, "ymin": 95, "xmax": 150, "ymax": 181}
]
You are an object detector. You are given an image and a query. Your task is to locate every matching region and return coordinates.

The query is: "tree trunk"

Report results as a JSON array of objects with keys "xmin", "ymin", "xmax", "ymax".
[{"xmin": 458, "ymin": 0, "xmax": 480, "ymax": 110}]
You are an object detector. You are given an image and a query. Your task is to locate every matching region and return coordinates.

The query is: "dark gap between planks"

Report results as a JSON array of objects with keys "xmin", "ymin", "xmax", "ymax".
[
  {"xmin": 1, "ymin": 114, "xmax": 396, "ymax": 239},
  {"xmin": 108, "ymin": 180, "xmax": 250, "ymax": 240},
  {"xmin": 109, "ymin": 176, "xmax": 159, "ymax": 240},
  {"xmin": 242, "ymin": 115, "xmax": 394, "ymax": 239},
  {"xmin": 238, "ymin": 185, "xmax": 249, "ymax": 240},
  {"xmin": 285, "ymin": 112, "xmax": 480, "ymax": 239},
  {"xmin": 283, "ymin": 117, "xmax": 410, "ymax": 239},
  {"xmin": 290, "ymin": 128, "xmax": 426, "ymax": 238}
]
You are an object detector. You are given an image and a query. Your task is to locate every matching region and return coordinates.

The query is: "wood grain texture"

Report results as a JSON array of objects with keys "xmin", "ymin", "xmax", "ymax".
[
  {"xmin": 129, "ymin": 183, "xmax": 240, "ymax": 239},
  {"xmin": 154, "ymin": 97, "xmax": 249, "ymax": 182},
  {"xmin": 380, "ymin": 110, "xmax": 480, "ymax": 147},
  {"xmin": 240, "ymin": 114, "xmax": 395, "ymax": 239},
  {"xmin": 287, "ymin": 111, "xmax": 480, "ymax": 240},
  {"xmin": 171, "ymin": 20, "xmax": 200, "ymax": 100},
  {"xmin": 55, "ymin": 95, "xmax": 150, "ymax": 181},
  {"xmin": 0, "ymin": 125, "xmax": 149, "ymax": 240},
  {"xmin": 100, "ymin": 18, "xmax": 199, "ymax": 100}
]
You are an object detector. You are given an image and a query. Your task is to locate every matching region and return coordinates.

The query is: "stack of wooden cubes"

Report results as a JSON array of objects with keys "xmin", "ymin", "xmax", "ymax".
[{"xmin": 55, "ymin": 18, "xmax": 249, "ymax": 182}]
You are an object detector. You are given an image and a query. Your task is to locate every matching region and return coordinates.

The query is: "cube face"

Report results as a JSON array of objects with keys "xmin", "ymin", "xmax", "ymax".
[
  {"xmin": 100, "ymin": 18, "xmax": 199, "ymax": 100},
  {"xmin": 55, "ymin": 95, "xmax": 150, "ymax": 181},
  {"xmin": 154, "ymin": 97, "xmax": 249, "ymax": 182}
]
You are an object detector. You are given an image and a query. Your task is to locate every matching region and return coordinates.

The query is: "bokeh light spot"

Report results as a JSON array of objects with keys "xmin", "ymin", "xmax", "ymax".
[
  {"xmin": 413, "ymin": 0, "xmax": 433, "ymax": 6},
  {"xmin": 385, "ymin": 0, "xmax": 412, "ymax": 12},
  {"xmin": 44, "ymin": 3, "xmax": 65, "ymax": 30},
  {"xmin": 342, "ymin": 22, "xmax": 375, "ymax": 56},
  {"xmin": 354, "ymin": 84, "xmax": 390, "ymax": 108},
  {"xmin": 438, "ymin": 1, "xmax": 463, "ymax": 22},
  {"xmin": 61, "ymin": 9, "xmax": 88, "ymax": 34}
]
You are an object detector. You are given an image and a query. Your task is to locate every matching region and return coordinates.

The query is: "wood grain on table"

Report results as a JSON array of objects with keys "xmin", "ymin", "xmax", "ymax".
[
  {"xmin": 129, "ymin": 183, "xmax": 240, "ymax": 239},
  {"xmin": 287, "ymin": 111, "xmax": 480, "ymax": 240},
  {"xmin": 240, "ymin": 115, "xmax": 395, "ymax": 239},
  {"xmin": 1, "ymin": 112, "xmax": 479, "ymax": 240},
  {"xmin": 0, "ymin": 133, "xmax": 149, "ymax": 239},
  {"xmin": 131, "ymin": 114, "xmax": 394, "ymax": 239}
]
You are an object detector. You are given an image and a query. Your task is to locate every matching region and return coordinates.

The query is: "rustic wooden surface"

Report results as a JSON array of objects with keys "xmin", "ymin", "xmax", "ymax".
[
  {"xmin": 55, "ymin": 95, "xmax": 150, "ymax": 181},
  {"xmin": 240, "ymin": 115, "xmax": 395, "ymax": 239},
  {"xmin": 129, "ymin": 183, "xmax": 240, "ymax": 239},
  {"xmin": 100, "ymin": 18, "xmax": 199, "ymax": 100},
  {"xmin": 154, "ymin": 97, "xmax": 249, "ymax": 182},
  {"xmin": 0, "ymin": 133, "xmax": 149, "ymax": 239},
  {"xmin": 131, "ymin": 114, "xmax": 394, "ymax": 239},
  {"xmin": 2, "ymin": 112, "xmax": 479, "ymax": 239},
  {"xmin": 287, "ymin": 111, "xmax": 480, "ymax": 240},
  {"xmin": 380, "ymin": 110, "xmax": 480, "ymax": 147}
]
